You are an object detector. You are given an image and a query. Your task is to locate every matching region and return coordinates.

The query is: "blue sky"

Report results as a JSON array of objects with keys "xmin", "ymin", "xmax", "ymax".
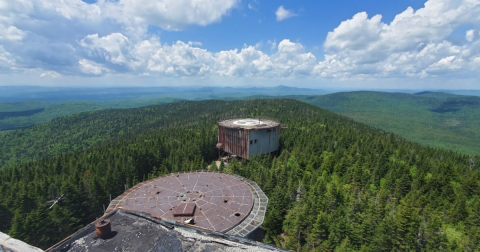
[
  {"xmin": 157, "ymin": 0, "xmax": 427, "ymax": 55},
  {"xmin": 0, "ymin": 0, "xmax": 479, "ymax": 89}
]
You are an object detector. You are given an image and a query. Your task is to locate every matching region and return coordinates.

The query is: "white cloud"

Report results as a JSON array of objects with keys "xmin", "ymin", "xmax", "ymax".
[
  {"xmin": 80, "ymin": 33, "xmax": 130, "ymax": 65},
  {"xmin": 275, "ymin": 6, "xmax": 296, "ymax": 21},
  {"xmin": 425, "ymin": 55, "xmax": 463, "ymax": 74},
  {"xmin": 272, "ymin": 40, "xmax": 317, "ymax": 77},
  {"xmin": 319, "ymin": 0, "xmax": 480, "ymax": 78},
  {"xmin": 0, "ymin": 25, "xmax": 26, "ymax": 41},
  {"xmin": 40, "ymin": 71, "xmax": 61, "ymax": 78},
  {"xmin": 145, "ymin": 40, "xmax": 213, "ymax": 77},
  {"xmin": 324, "ymin": 12, "xmax": 383, "ymax": 52},
  {"xmin": 75, "ymin": 36, "xmax": 315, "ymax": 79},
  {"xmin": 79, "ymin": 59, "xmax": 103, "ymax": 76},
  {"xmin": 215, "ymin": 47, "xmax": 268, "ymax": 77},
  {"xmin": 211, "ymin": 39, "xmax": 316, "ymax": 78},
  {"xmin": 106, "ymin": 0, "xmax": 240, "ymax": 31},
  {"xmin": 466, "ymin": 29, "xmax": 475, "ymax": 42},
  {"xmin": 0, "ymin": 0, "xmax": 239, "ymax": 75},
  {"xmin": 0, "ymin": 46, "xmax": 15, "ymax": 72},
  {"xmin": 0, "ymin": 0, "xmax": 480, "ymax": 87}
]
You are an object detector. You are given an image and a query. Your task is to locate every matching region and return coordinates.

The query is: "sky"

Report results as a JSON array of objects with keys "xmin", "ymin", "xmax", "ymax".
[{"xmin": 0, "ymin": 0, "xmax": 480, "ymax": 89}]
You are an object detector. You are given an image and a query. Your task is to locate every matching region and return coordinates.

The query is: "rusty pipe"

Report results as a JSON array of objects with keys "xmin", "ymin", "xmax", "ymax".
[{"xmin": 95, "ymin": 219, "xmax": 112, "ymax": 239}]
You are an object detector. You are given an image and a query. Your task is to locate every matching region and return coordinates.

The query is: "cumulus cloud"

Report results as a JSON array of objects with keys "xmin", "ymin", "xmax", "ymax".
[
  {"xmin": 80, "ymin": 33, "xmax": 131, "ymax": 65},
  {"xmin": 272, "ymin": 40, "xmax": 317, "ymax": 77},
  {"xmin": 145, "ymin": 40, "xmax": 213, "ymax": 77},
  {"xmin": 108, "ymin": 0, "xmax": 239, "ymax": 31},
  {"xmin": 75, "ymin": 36, "xmax": 315, "ymax": 78},
  {"xmin": 1, "ymin": 0, "xmax": 480, "ymax": 84},
  {"xmin": 466, "ymin": 29, "xmax": 475, "ymax": 42},
  {"xmin": 1, "ymin": 0, "xmax": 319, "ymax": 80},
  {"xmin": 318, "ymin": 0, "xmax": 480, "ymax": 78},
  {"xmin": 79, "ymin": 59, "xmax": 103, "ymax": 76},
  {"xmin": 275, "ymin": 6, "xmax": 296, "ymax": 21},
  {"xmin": 0, "ymin": 0, "xmax": 239, "ymax": 75}
]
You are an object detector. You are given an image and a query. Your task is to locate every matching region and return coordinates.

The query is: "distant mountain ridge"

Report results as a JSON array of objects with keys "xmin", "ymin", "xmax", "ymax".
[
  {"xmin": 0, "ymin": 98, "xmax": 183, "ymax": 131},
  {"xmin": 0, "ymin": 85, "xmax": 328, "ymax": 102},
  {"xmin": 1, "ymin": 89, "xmax": 480, "ymax": 155},
  {"xmin": 0, "ymin": 85, "xmax": 328, "ymax": 131}
]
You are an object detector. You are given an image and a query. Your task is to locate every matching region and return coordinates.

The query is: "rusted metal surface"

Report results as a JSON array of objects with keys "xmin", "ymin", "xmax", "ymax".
[
  {"xmin": 173, "ymin": 203, "xmax": 196, "ymax": 217},
  {"xmin": 112, "ymin": 172, "xmax": 255, "ymax": 233},
  {"xmin": 95, "ymin": 219, "xmax": 111, "ymax": 239},
  {"xmin": 218, "ymin": 126, "xmax": 249, "ymax": 158}
]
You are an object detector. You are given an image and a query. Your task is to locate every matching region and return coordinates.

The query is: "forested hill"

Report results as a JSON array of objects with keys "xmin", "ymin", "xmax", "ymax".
[
  {"xmin": 0, "ymin": 100, "xmax": 212, "ymax": 169},
  {"xmin": 0, "ymin": 97, "xmax": 182, "ymax": 132},
  {"xmin": 0, "ymin": 99, "xmax": 479, "ymax": 251},
  {"xmin": 2, "ymin": 91, "xmax": 479, "ymax": 157},
  {"xmin": 299, "ymin": 91, "xmax": 480, "ymax": 155}
]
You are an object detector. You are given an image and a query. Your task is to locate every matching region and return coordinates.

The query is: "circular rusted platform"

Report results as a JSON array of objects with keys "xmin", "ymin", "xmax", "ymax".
[{"xmin": 111, "ymin": 171, "xmax": 255, "ymax": 232}]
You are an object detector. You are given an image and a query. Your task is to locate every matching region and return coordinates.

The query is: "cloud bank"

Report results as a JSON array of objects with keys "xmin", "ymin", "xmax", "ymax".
[{"xmin": 0, "ymin": 0, "xmax": 479, "ymax": 86}]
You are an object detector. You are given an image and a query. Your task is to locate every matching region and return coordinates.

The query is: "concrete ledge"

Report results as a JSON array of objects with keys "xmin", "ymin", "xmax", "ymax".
[{"xmin": 0, "ymin": 232, "xmax": 44, "ymax": 252}]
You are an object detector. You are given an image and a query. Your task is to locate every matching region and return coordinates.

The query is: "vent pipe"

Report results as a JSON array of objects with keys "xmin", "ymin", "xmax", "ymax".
[{"xmin": 95, "ymin": 219, "xmax": 111, "ymax": 239}]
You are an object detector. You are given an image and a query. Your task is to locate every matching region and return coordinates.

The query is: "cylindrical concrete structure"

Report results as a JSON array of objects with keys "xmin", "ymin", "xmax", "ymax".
[{"xmin": 217, "ymin": 118, "xmax": 281, "ymax": 159}]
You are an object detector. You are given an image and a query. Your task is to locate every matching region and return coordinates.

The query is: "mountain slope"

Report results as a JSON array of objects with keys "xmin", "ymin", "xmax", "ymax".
[
  {"xmin": 0, "ymin": 99, "xmax": 479, "ymax": 251},
  {"xmin": 0, "ymin": 98, "xmax": 183, "ymax": 131},
  {"xmin": 0, "ymin": 100, "xmax": 219, "ymax": 169},
  {"xmin": 4, "ymin": 90, "xmax": 479, "ymax": 157},
  {"xmin": 301, "ymin": 91, "xmax": 480, "ymax": 155},
  {"xmin": 0, "ymin": 85, "xmax": 329, "ymax": 131}
]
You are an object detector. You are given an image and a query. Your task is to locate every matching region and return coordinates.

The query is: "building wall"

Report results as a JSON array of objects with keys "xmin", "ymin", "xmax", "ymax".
[
  {"xmin": 247, "ymin": 127, "xmax": 279, "ymax": 158},
  {"xmin": 218, "ymin": 127, "xmax": 249, "ymax": 159}
]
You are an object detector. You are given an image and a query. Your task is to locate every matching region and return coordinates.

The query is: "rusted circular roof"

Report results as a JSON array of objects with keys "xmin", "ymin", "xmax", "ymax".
[
  {"xmin": 112, "ymin": 171, "xmax": 255, "ymax": 233},
  {"xmin": 218, "ymin": 118, "xmax": 280, "ymax": 129}
]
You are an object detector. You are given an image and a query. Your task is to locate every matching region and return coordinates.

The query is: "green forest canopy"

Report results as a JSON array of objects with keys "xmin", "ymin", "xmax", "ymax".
[
  {"xmin": 0, "ymin": 97, "xmax": 182, "ymax": 131},
  {"xmin": 2, "ymin": 91, "xmax": 480, "ymax": 157},
  {"xmin": 298, "ymin": 91, "xmax": 480, "ymax": 155},
  {"xmin": 0, "ymin": 99, "xmax": 479, "ymax": 251}
]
